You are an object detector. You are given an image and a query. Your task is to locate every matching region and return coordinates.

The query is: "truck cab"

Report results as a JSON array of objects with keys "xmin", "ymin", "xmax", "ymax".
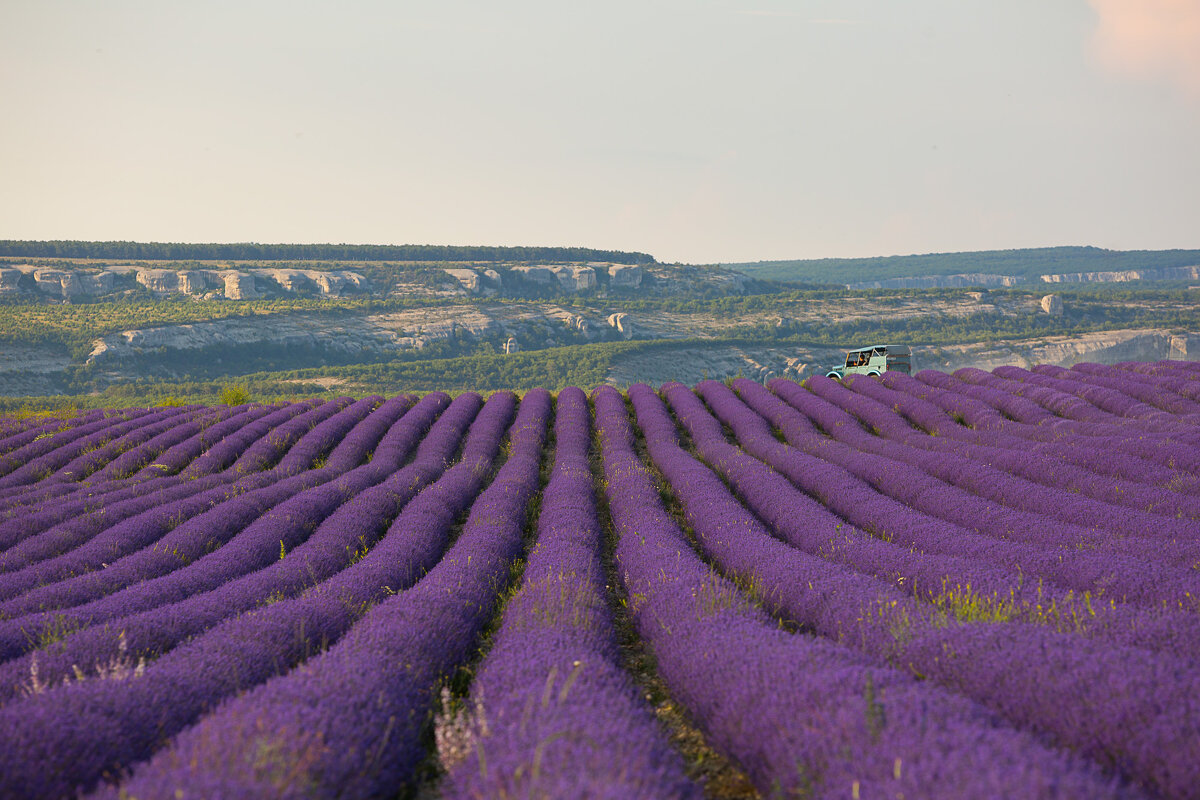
[{"xmin": 825, "ymin": 345, "xmax": 911, "ymax": 379}]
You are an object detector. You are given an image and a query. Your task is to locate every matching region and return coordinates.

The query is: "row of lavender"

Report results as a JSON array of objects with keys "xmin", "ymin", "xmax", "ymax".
[{"xmin": 0, "ymin": 359, "xmax": 1195, "ymax": 797}]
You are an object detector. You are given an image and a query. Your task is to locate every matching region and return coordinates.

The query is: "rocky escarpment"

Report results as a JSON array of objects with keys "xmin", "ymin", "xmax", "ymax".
[
  {"xmin": 846, "ymin": 273, "xmax": 1023, "ymax": 290},
  {"xmin": 83, "ymin": 303, "xmax": 637, "ymax": 366},
  {"xmin": 605, "ymin": 329, "xmax": 1198, "ymax": 386},
  {"xmin": 843, "ymin": 264, "xmax": 1200, "ymax": 290},
  {"xmin": 0, "ymin": 264, "xmax": 367, "ymax": 301},
  {"xmin": 1040, "ymin": 265, "xmax": 1200, "ymax": 284}
]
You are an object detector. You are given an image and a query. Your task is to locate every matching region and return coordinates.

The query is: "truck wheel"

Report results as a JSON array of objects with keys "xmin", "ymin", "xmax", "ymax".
[
  {"xmin": 867, "ymin": 371, "xmax": 881, "ymax": 377},
  {"xmin": 825, "ymin": 372, "xmax": 842, "ymax": 380}
]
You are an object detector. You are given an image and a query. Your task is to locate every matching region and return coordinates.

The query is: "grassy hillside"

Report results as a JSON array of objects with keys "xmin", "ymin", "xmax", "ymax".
[{"xmin": 726, "ymin": 246, "xmax": 1200, "ymax": 285}]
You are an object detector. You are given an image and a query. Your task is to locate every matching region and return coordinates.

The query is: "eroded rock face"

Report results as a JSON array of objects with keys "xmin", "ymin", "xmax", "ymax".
[
  {"xmin": 561, "ymin": 313, "xmax": 589, "ymax": 335},
  {"xmin": 0, "ymin": 269, "xmax": 20, "ymax": 294},
  {"xmin": 245, "ymin": 269, "xmax": 363, "ymax": 296},
  {"xmin": 554, "ymin": 266, "xmax": 596, "ymax": 292},
  {"xmin": 136, "ymin": 269, "xmax": 180, "ymax": 293},
  {"xmin": 1040, "ymin": 266, "xmax": 1200, "ymax": 284},
  {"xmin": 1040, "ymin": 294, "xmax": 1063, "ymax": 315},
  {"xmin": 59, "ymin": 272, "xmax": 86, "ymax": 298},
  {"xmin": 606, "ymin": 264, "xmax": 643, "ymax": 288},
  {"xmin": 264, "ymin": 269, "xmax": 311, "ymax": 293},
  {"xmin": 847, "ymin": 273, "xmax": 1022, "ymax": 290},
  {"xmin": 177, "ymin": 272, "xmax": 209, "ymax": 294},
  {"xmin": 222, "ymin": 272, "xmax": 257, "ymax": 300},
  {"xmin": 313, "ymin": 274, "xmax": 346, "ymax": 296},
  {"xmin": 444, "ymin": 268, "xmax": 481, "ymax": 294},
  {"xmin": 83, "ymin": 272, "xmax": 115, "ymax": 294},
  {"xmin": 340, "ymin": 272, "xmax": 367, "ymax": 290},
  {"xmin": 510, "ymin": 266, "xmax": 557, "ymax": 285},
  {"xmin": 507, "ymin": 265, "xmax": 597, "ymax": 291},
  {"xmin": 607, "ymin": 312, "xmax": 633, "ymax": 338},
  {"xmin": 34, "ymin": 270, "xmax": 69, "ymax": 296}
]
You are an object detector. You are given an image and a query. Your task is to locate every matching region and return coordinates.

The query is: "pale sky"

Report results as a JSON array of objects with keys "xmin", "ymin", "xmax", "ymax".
[{"xmin": 2, "ymin": 0, "xmax": 1198, "ymax": 264}]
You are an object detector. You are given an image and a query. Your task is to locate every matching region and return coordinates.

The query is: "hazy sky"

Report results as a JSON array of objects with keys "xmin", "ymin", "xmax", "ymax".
[{"xmin": 2, "ymin": 0, "xmax": 1198, "ymax": 264}]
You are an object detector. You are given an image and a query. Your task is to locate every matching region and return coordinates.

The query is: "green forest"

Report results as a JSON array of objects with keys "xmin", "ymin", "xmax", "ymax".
[
  {"xmin": 728, "ymin": 246, "xmax": 1200, "ymax": 285},
  {"xmin": 0, "ymin": 240, "xmax": 655, "ymax": 265}
]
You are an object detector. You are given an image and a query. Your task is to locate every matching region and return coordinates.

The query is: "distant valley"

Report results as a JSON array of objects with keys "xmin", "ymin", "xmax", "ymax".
[{"xmin": 1, "ymin": 241, "xmax": 1198, "ymax": 407}]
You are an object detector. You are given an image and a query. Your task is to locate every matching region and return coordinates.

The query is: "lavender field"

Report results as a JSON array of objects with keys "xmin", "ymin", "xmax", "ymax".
[{"xmin": 0, "ymin": 361, "xmax": 1198, "ymax": 799}]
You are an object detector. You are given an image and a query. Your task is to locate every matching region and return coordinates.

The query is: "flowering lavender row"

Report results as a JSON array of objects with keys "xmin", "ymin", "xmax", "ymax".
[
  {"xmin": 596, "ymin": 384, "xmax": 1127, "ymax": 799},
  {"xmin": 221, "ymin": 395, "xmax": 355, "ymax": 475},
  {"xmin": 0, "ymin": 396, "xmax": 369, "ymax": 564},
  {"xmin": 1093, "ymin": 361, "xmax": 1200, "ymax": 405},
  {"xmin": 268, "ymin": 394, "xmax": 381, "ymax": 476},
  {"xmin": 958, "ymin": 365, "xmax": 1144, "ymax": 426},
  {"xmin": 0, "ymin": 406, "xmax": 276, "ymax": 520},
  {"xmin": 759, "ymin": 377, "xmax": 1200, "ymax": 586},
  {"xmin": 630, "ymin": 382, "xmax": 1200, "ymax": 797},
  {"xmin": 87, "ymin": 390, "xmax": 547, "ymax": 800},
  {"xmin": 995, "ymin": 364, "xmax": 1190, "ymax": 425},
  {"xmin": 771, "ymin": 376, "xmax": 1200, "ymax": 572},
  {"xmin": 0, "ymin": 398, "xmax": 412, "ymax": 628},
  {"xmin": 0, "ymin": 406, "xmax": 193, "ymax": 491},
  {"xmin": 442, "ymin": 386, "xmax": 699, "ymax": 799},
  {"xmin": 0, "ymin": 399, "xmax": 381, "ymax": 577},
  {"xmin": 1036, "ymin": 364, "xmax": 1200, "ymax": 416},
  {"xmin": 0, "ymin": 401, "xmax": 368, "ymax": 588},
  {"xmin": 860, "ymin": 367, "xmax": 1165, "ymax": 476},
  {"xmin": 852, "ymin": 370, "xmax": 1199, "ymax": 496},
  {"xmin": 0, "ymin": 401, "xmax": 321, "ymax": 549},
  {"xmin": 85, "ymin": 403, "xmax": 250, "ymax": 484},
  {"xmin": 0, "ymin": 407, "xmax": 220, "ymax": 511},
  {"xmin": 0, "ymin": 392, "xmax": 509, "ymax": 797},
  {"xmin": 0, "ymin": 407, "xmax": 150, "ymax": 479},
  {"xmin": 321, "ymin": 392, "xmax": 416, "ymax": 471},
  {"xmin": 908, "ymin": 368, "xmax": 1200, "ymax": 471},
  {"xmin": 0, "ymin": 410, "xmax": 108, "ymax": 456},
  {"xmin": 146, "ymin": 399, "xmax": 317, "ymax": 479},
  {"xmin": 0, "ymin": 391, "xmax": 465, "ymax": 705},
  {"xmin": 686, "ymin": 380, "xmax": 1200, "ymax": 660},
  {"xmin": 832, "ymin": 374, "xmax": 1200, "ymax": 519},
  {"xmin": 42, "ymin": 406, "xmax": 214, "ymax": 486},
  {"xmin": 0, "ymin": 398, "xmax": 400, "ymax": 641},
  {"xmin": 1111, "ymin": 361, "xmax": 1200, "ymax": 402},
  {"xmin": 954, "ymin": 365, "xmax": 1194, "ymax": 440},
  {"xmin": 730, "ymin": 377, "xmax": 1200, "ymax": 612}
]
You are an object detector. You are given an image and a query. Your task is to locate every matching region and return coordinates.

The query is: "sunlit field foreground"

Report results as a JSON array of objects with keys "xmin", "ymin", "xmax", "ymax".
[{"xmin": 0, "ymin": 361, "xmax": 1198, "ymax": 799}]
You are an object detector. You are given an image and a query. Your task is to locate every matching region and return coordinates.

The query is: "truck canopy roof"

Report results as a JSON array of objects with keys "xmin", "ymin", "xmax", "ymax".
[{"xmin": 847, "ymin": 344, "xmax": 910, "ymax": 355}]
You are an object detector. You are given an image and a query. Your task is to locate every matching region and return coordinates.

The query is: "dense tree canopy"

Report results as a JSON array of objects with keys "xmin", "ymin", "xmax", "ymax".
[{"xmin": 0, "ymin": 240, "xmax": 656, "ymax": 265}]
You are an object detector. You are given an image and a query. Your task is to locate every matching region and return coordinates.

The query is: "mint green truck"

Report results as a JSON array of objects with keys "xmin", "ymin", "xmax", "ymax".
[{"xmin": 825, "ymin": 345, "xmax": 911, "ymax": 379}]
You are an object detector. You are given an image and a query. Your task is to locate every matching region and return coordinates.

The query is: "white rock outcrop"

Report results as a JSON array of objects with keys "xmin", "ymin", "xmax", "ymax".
[
  {"xmin": 554, "ymin": 266, "xmax": 596, "ymax": 292},
  {"xmin": 444, "ymin": 268, "xmax": 482, "ymax": 294},
  {"xmin": 606, "ymin": 264, "xmax": 643, "ymax": 288},
  {"xmin": 82, "ymin": 272, "xmax": 115, "ymax": 294},
  {"xmin": 508, "ymin": 265, "xmax": 596, "ymax": 292},
  {"xmin": 1040, "ymin": 265, "xmax": 1200, "ymax": 284},
  {"xmin": 1040, "ymin": 294, "xmax": 1063, "ymax": 315},
  {"xmin": 177, "ymin": 271, "xmax": 209, "ymax": 294},
  {"xmin": 0, "ymin": 269, "xmax": 20, "ymax": 294},
  {"xmin": 265, "ymin": 269, "xmax": 312, "ymax": 293},
  {"xmin": 34, "ymin": 270, "xmax": 69, "ymax": 296},
  {"xmin": 847, "ymin": 273, "xmax": 1022, "ymax": 290},
  {"xmin": 136, "ymin": 269, "xmax": 180, "ymax": 293},
  {"xmin": 222, "ymin": 271, "xmax": 258, "ymax": 300},
  {"xmin": 510, "ymin": 266, "xmax": 557, "ymax": 285},
  {"xmin": 607, "ymin": 312, "xmax": 633, "ymax": 338}
]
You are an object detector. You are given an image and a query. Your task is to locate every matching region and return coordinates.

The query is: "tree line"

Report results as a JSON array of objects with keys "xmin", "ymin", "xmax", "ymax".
[{"xmin": 0, "ymin": 240, "xmax": 656, "ymax": 265}]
